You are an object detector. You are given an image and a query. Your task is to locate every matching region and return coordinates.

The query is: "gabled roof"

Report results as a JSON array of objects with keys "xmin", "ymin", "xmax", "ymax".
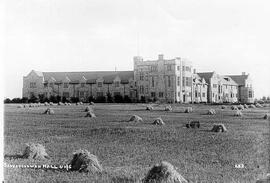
[
  {"xmin": 221, "ymin": 76, "xmax": 238, "ymax": 86},
  {"xmin": 226, "ymin": 75, "xmax": 249, "ymax": 86},
  {"xmin": 42, "ymin": 71, "xmax": 134, "ymax": 84},
  {"xmin": 197, "ymin": 72, "xmax": 215, "ymax": 83}
]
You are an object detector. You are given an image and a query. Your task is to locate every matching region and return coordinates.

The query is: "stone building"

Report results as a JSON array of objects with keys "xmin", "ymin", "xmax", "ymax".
[
  {"xmin": 192, "ymin": 72, "xmax": 208, "ymax": 103},
  {"xmin": 133, "ymin": 54, "xmax": 206, "ymax": 103},
  {"xmin": 197, "ymin": 72, "xmax": 238, "ymax": 103},
  {"xmin": 23, "ymin": 70, "xmax": 135, "ymax": 102},
  {"xmin": 22, "ymin": 54, "xmax": 254, "ymax": 104},
  {"xmin": 227, "ymin": 72, "xmax": 254, "ymax": 103}
]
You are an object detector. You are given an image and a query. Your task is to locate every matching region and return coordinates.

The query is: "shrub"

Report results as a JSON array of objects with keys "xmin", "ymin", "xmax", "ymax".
[
  {"xmin": 4, "ymin": 98, "xmax": 12, "ymax": 103},
  {"xmin": 70, "ymin": 97, "xmax": 80, "ymax": 103},
  {"xmin": 123, "ymin": 95, "xmax": 132, "ymax": 103},
  {"xmin": 107, "ymin": 93, "xmax": 113, "ymax": 103},
  {"xmin": 88, "ymin": 96, "xmax": 95, "ymax": 103},
  {"xmin": 114, "ymin": 95, "xmax": 123, "ymax": 103},
  {"xmin": 95, "ymin": 96, "xmax": 106, "ymax": 103}
]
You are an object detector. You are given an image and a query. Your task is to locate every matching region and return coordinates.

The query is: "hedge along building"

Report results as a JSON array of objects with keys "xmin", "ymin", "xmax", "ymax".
[
  {"xmin": 133, "ymin": 54, "xmax": 207, "ymax": 103},
  {"xmin": 23, "ymin": 70, "xmax": 136, "ymax": 102}
]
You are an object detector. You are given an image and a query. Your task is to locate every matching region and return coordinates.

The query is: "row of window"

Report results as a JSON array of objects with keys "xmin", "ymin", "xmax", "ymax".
[
  {"xmin": 146, "ymin": 65, "xmax": 192, "ymax": 72},
  {"xmin": 213, "ymin": 84, "xmax": 237, "ymax": 90},
  {"xmin": 38, "ymin": 81, "xmax": 122, "ymax": 89},
  {"xmin": 212, "ymin": 93, "xmax": 237, "ymax": 98},
  {"xmin": 48, "ymin": 91, "xmax": 123, "ymax": 98}
]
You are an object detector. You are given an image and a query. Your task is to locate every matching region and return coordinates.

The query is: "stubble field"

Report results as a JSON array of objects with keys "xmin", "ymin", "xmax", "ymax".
[{"xmin": 3, "ymin": 103, "xmax": 270, "ymax": 183}]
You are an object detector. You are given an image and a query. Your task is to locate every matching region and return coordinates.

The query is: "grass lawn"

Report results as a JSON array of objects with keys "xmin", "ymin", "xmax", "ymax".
[{"xmin": 3, "ymin": 103, "xmax": 270, "ymax": 183}]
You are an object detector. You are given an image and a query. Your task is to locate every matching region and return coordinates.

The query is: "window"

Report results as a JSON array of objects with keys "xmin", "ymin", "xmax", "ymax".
[
  {"xmin": 231, "ymin": 93, "xmax": 233, "ymax": 98},
  {"xmin": 115, "ymin": 81, "xmax": 120, "ymax": 87},
  {"xmin": 81, "ymin": 83, "xmax": 85, "ymax": 88},
  {"xmin": 97, "ymin": 92, "xmax": 103, "ymax": 97},
  {"xmin": 114, "ymin": 92, "xmax": 121, "ymax": 96},
  {"xmin": 145, "ymin": 75, "xmax": 148, "ymax": 81},
  {"xmin": 177, "ymin": 77, "xmax": 180, "ymax": 86},
  {"xmin": 139, "ymin": 85, "xmax": 144, "ymax": 94},
  {"xmin": 182, "ymin": 77, "xmax": 185, "ymax": 86},
  {"xmin": 139, "ymin": 72, "xmax": 144, "ymax": 81},
  {"xmin": 44, "ymin": 83, "xmax": 48, "ymax": 88},
  {"xmin": 203, "ymin": 84, "xmax": 205, "ymax": 88},
  {"xmin": 63, "ymin": 92, "xmax": 69, "ymax": 98},
  {"xmin": 195, "ymin": 91, "xmax": 198, "ymax": 97},
  {"xmin": 178, "ymin": 92, "xmax": 180, "ymax": 97},
  {"xmin": 145, "ymin": 86, "xmax": 149, "ymax": 94},
  {"xmin": 213, "ymin": 93, "xmax": 215, "ymax": 97},
  {"xmin": 202, "ymin": 93, "xmax": 205, "ymax": 97},
  {"xmin": 226, "ymin": 85, "xmax": 227, "ymax": 89},
  {"xmin": 213, "ymin": 84, "xmax": 217, "ymax": 88},
  {"xmin": 30, "ymin": 92, "xmax": 35, "ymax": 97},
  {"xmin": 151, "ymin": 92, "xmax": 156, "ymax": 98},
  {"xmin": 159, "ymin": 92, "xmax": 164, "ymax": 98},
  {"xmin": 177, "ymin": 66, "xmax": 180, "ymax": 71},
  {"xmin": 182, "ymin": 66, "xmax": 185, "ymax": 71},
  {"xmin": 30, "ymin": 82, "xmax": 36, "ymax": 88},
  {"xmin": 185, "ymin": 77, "xmax": 192, "ymax": 87},
  {"xmin": 185, "ymin": 66, "xmax": 191, "ymax": 72},
  {"xmin": 151, "ymin": 77, "xmax": 155, "ymax": 87},
  {"xmin": 49, "ymin": 83, "xmax": 53, "ymax": 87},
  {"xmin": 63, "ymin": 83, "xmax": 69, "ymax": 88},
  {"xmin": 97, "ymin": 82, "xmax": 103, "ymax": 87},
  {"xmin": 248, "ymin": 91, "xmax": 253, "ymax": 98},
  {"xmin": 218, "ymin": 85, "xmax": 222, "ymax": 93},
  {"xmin": 79, "ymin": 91, "xmax": 85, "ymax": 98},
  {"xmin": 168, "ymin": 76, "xmax": 171, "ymax": 87},
  {"xmin": 150, "ymin": 65, "xmax": 157, "ymax": 72},
  {"xmin": 167, "ymin": 64, "xmax": 172, "ymax": 71}
]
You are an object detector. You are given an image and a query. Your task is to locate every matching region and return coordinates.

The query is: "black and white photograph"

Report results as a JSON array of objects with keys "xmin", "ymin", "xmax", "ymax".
[{"xmin": 1, "ymin": 0, "xmax": 270, "ymax": 182}]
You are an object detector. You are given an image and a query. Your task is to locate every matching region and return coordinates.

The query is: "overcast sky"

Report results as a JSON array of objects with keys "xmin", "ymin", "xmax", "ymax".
[{"xmin": 2, "ymin": 0, "xmax": 270, "ymax": 99}]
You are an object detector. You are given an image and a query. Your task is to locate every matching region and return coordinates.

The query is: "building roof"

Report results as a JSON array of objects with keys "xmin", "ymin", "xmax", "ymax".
[
  {"xmin": 221, "ymin": 76, "xmax": 238, "ymax": 86},
  {"xmin": 197, "ymin": 72, "xmax": 215, "ymax": 83},
  {"xmin": 226, "ymin": 75, "xmax": 249, "ymax": 86},
  {"xmin": 193, "ymin": 73, "xmax": 207, "ymax": 84},
  {"xmin": 42, "ymin": 71, "xmax": 134, "ymax": 84}
]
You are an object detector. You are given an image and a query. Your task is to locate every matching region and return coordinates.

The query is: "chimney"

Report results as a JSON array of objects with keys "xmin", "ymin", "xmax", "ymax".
[
  {"xmin": 158, "ymin": 54, "xmax": 164, "ymax": 60},
  {"xmin": 242, "ymin": 72, "xmax": 246, "ymax": 75}
]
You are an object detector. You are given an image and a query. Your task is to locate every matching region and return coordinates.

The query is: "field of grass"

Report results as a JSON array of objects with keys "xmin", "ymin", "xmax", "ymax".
[{"xmin": 4, "ymin": 103, "xmax": 270, "ymax": 183}]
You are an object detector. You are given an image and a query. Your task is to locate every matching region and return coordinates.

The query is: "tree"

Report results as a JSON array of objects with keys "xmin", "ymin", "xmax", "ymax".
[
  {"xmin": 114, "ymin": 95, "xmax": 123, "ymax": 103},
  {"xmin": 88, "ymin": 96, "xmax": 95, "ymax": 103},
  {"xmin": 49, "ymin": 95, "xmax": 57, "ymax": 103},
  {"xmin": 123, "ymin": 95, "xmax": 132, "ymax": 103},
  {"xmin": 95, "ymin": 96, "xmax": 106, "ymax": 103},
  {"xmin": 56, "ymin": 95, "xmax": 61, "ymax": 103},
  {"xmin": 11, "ymin": 98, "xmax": 22, "ymax": 103},
  {"xmin": 29, "ymin": 94, "xmax": 38, "ymax": 103},
  {"xmin": 4, "ymin": 98, "xmax": 11, "ymax": 103},
  {"xmin": 107, "ymin": 93, "xmax": 113, "ymax": 103},
  {"xmin": 70, "ymin": 97, "xmax": 79, "ymax": 103},
  {"xmin": 38, "ymin": 94, "xmax": 45, "ymax": 103}
]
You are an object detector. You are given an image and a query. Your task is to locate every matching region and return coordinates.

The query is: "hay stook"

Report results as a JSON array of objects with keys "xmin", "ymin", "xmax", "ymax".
[
  {"xmin": 142, "ymin": 161, "xmax": 188, "ymax": 183},
  {"xmin": 69, "ymin": 149, "xmax": 103, "ymax": 173}
]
